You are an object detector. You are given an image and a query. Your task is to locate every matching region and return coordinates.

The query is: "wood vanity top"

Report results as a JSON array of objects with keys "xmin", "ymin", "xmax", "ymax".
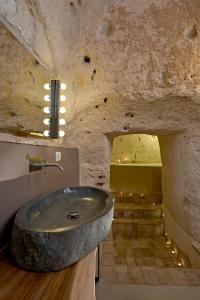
[{"xmin": 0, "ymin": 249, "xmax": 96, "ymax": 300}]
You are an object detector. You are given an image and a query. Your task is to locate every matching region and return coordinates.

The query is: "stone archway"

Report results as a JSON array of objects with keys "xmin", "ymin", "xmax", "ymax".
[{"xmin": 64, "ymin": 95, "xmax": 200, "ymax": 267}]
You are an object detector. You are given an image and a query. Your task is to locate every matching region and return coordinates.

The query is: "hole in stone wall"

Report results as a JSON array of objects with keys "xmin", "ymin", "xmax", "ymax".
[
  {"xmin": 125, "ymin": 112, "xmax": 134, "ymax": 118},
  {"xmin": 187, "ymin": 25, "xmax": 198, "ymax": 39},
  {"xmin": 9, "ymin": 111, "xmax": 17, "ymax": 117},
  {"xmin": 91, "ymin": 69, "xmax": 96, "ymax": 80},
  {"xmin": 84, "ymin": 56, "xmax": 90, "ymax": 63},
  {"xmin": 123, "ymin": 125, "xmax": 130, "ymax": 131},
  {"xmin": 96, "ymin": 182, "xmax": 104, "ymax": 186}
]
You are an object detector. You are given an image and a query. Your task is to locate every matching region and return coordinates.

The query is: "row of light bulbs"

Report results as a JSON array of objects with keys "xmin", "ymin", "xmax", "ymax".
[{"xmin": 43, "ymin": 82, "xmax": 67, "ymax": 138}]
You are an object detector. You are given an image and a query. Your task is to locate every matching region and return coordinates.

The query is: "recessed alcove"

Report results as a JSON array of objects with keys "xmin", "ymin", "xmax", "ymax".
[{"xmin": 95, "ymin": 131, "xmax": 200, "ymax": 285}]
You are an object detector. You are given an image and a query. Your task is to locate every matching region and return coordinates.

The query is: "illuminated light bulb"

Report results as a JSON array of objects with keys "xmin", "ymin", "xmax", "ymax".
[
  {"xmin": 43, "ymin": 130, "xmax": 50, "ymax": 137},
  {"xmin": 43, "ymin": 107, "xmax": 50, "ymax": 113},
  {"xmin": 59, "ymin": 118, "xmax": 66, "ymax": 125},
  {"xmin": 165, "ymin": 232, "xmax": 168, "ymax": 236},
  {"xmin": 60, "ymin": 95, "xmax": 66, "ymax": 101},
  {"xmin": 60, "ymin": 107, "xmax": 66, "ymax": 113},
  {"xmin": 43, "ymin": 118, "xmax": 50, "ymax": 125},
  {"xmin": 141, "ymin": 193, "xmax": 144, "ymax": 197},
  {"xmin": 166, "ymin": 240, "xmax": 171, "ymax": 245},
  {"xmin": 177, "ymin": 262, "xmax": 182, "ymax": 267},
  {"xmin": 59, "ymin": 130, "xmax": 65, "ymax": 137},
  {"xmin": 60, "ymin": 83, "xmax": 67, "ymax": 90},
  {"xmin": 171, "ymin": 250, "xmax": 175, "ymax": 254},
  {"xmin": 44, "ymin": 95, "xmax": 50, "ymax": 102},
  {"xmin": 44, "ymin": 83, "xmax": 50, "ymax": 90},
  {"xmin": 152, "ymin": 202, "xmax": 156, "ymax": 206}
]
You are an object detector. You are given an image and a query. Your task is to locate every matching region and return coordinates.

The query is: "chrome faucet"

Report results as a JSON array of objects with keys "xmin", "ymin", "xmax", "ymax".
[{"xmin": 27, "ymin": 155, "xmax": 63, "ymax": 172}]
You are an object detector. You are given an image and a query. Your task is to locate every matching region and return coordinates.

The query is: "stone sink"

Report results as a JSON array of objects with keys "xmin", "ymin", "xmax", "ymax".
[{"xmin": 11, "ymin": 186, "xmax": 114, "ymax": 272}]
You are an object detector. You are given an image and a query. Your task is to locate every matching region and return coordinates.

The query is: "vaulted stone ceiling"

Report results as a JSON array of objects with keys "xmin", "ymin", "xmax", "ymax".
[{"xmin": 1, "ymin": 0, "xmax": 200, "ymax": 134}]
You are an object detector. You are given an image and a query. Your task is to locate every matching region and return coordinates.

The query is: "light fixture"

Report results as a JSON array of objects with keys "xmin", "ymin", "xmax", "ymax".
[
  {"xmin": 60, "ymin": 107, "xmax": 66, "ymax": 114},
  {"xmin": 43, "ymin": 130, "xmax": 50, "ymax": 137},
  {"xmin": 44, "ymin": 95, "xmax": 50, "ymax": 102},
  {"xmin": 44, "ymin": 83, "xmax": 50, "ymax": 90},
  {"xmin": 43, "ymin": 80, "xmax": 67, "ymax": 139},
  {"xmin": 59, "ymin": 119, "xmax": 66, "ymax": 125},
  {"xmin": 44, "ymin": 107, "xmax": 50, "ymax": 114},
  {"xmin": 60, "ymin": 83, "xmax": 67, "ymax": 90},
  {"xmin": 43, "ymin": 119, "xmax": 50, "ymax": 125},
  {"xmin": 59, "ymin": 130, "xmax": 65, "ymax": 137},
  {"xmin": 60, "ymin": 95, "xmax": 66, "ymax": 101}
]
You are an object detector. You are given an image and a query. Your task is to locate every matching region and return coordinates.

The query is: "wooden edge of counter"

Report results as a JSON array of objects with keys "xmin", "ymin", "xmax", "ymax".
[{"xmin": 0, "ymin": 248, "xmax": 97, "ymax": 300}]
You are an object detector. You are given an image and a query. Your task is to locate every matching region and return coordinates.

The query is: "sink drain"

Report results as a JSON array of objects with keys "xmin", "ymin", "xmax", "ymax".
[{"xmin": 68, "ymin": 212, "xmax": 79, "ymax": 219}]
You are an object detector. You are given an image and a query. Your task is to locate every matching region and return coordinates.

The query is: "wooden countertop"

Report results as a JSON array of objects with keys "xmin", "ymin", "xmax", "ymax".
[{"xmin": 0, "ymin": 248, "xmax": 96, "ymax": 300}]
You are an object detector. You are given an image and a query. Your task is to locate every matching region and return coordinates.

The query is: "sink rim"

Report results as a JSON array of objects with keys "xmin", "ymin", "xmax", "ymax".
[{"xmin": 14, "ymin": 186, "xmax": 114, "ymax": 233}]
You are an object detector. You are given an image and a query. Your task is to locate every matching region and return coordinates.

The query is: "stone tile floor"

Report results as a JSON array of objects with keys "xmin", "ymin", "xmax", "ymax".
[{"xmin": 100, "ymin": 233, "xmax": 200, "ymax": 286}]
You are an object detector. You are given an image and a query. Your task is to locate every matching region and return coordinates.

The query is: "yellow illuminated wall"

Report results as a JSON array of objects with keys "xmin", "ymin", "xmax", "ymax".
[{"xmin": 111, "ymin": 134, "xmax": 161, "ymax": 164}]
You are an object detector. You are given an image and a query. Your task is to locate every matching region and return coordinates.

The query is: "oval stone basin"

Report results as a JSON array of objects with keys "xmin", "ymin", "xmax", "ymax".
[{"xmin": 11, "ymin": 186, "xmax": 114, "ymax": 272}]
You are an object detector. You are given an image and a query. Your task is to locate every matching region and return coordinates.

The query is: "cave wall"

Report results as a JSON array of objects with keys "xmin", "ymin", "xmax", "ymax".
[
  {"xmin": 0, "ymin": 21, "xmax": 53, "ymax": 134},
  {"xmin": 112, "ymin": 134, "xmax": 161, "ymax": 163}
]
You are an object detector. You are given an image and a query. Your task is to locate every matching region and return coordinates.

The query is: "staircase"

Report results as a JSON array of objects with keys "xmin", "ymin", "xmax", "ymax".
[
  {"xmin": 112, "ymin": 193, "xmax": 165, "ymax": 238},
  {"xmin": 101, "ymin": 192, "xmax": 195, "ymax": 286}
]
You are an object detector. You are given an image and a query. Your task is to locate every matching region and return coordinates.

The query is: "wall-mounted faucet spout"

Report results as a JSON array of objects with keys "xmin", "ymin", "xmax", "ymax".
[{"xmin": 27, "ymin": 155, "xmax": 63, "ymax": 172}]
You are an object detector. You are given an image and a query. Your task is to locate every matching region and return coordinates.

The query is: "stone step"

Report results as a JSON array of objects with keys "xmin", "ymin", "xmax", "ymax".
[
  {"xmin": 114, "ymin": 193, "xmax": 162, "ymax": 205},
  {"xmin": 112, "ymin": 217, "xmax": 165, "ymax": 238},
  {"xmin": 114, "ymin": 203, "xmax": 162, "ymax": 218},
  {"xmin": 101, "ymin": 265, "xmax": 200, "ymax": 285}
]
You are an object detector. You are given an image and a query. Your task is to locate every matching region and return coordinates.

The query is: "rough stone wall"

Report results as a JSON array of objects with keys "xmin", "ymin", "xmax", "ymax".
[
  {"xmin": 1, "ymin": 0, "xmax": 200, "ymax": 262},
  {"xmin": 0, "ymin": 22, "xmax": 52, "ymax": 134},
  {"xmin": 111, "ymin": 134, "xmax": 161, "ymax": 163}
]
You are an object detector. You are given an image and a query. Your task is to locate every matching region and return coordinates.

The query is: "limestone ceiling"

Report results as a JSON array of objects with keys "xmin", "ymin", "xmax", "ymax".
[{"xmin": 0, "ymin": 0, "xmax": 200, "ymax": 135}]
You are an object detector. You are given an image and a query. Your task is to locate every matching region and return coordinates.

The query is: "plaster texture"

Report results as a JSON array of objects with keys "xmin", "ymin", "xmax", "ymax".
[{"xmin": 1, "ymin": 0, "xmax": 200, "ymax": 265}]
